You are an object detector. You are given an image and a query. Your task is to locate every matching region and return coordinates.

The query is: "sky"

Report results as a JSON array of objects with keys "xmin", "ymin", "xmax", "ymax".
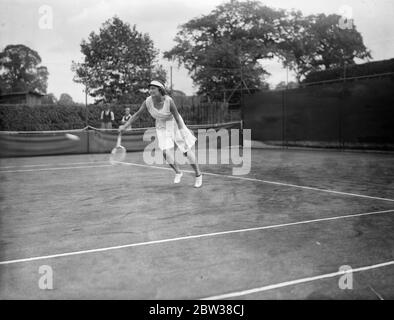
[{"xmin": 1, "ymin": 0, "xmax": 393, "ymax": 103}]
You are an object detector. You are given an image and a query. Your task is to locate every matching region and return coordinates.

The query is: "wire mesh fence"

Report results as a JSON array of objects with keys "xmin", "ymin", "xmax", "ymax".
[{"xmin": 242, "ymin": 73, "xmax": 394, "ymax": 151}]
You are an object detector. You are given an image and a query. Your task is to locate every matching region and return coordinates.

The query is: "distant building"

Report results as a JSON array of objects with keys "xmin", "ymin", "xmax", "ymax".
[{"xmin": 0, "ymin": 91, "xmax": 46, "ymax": 106}]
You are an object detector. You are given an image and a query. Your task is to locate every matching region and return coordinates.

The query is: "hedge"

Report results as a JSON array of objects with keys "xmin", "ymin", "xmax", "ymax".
[
  {"xmin": 0, "ymin": 101, "xmax": 233, "ymax": 131},
  {"xmin": 0, "ymin": 103, "xmax": 154, "ymax": 131}
]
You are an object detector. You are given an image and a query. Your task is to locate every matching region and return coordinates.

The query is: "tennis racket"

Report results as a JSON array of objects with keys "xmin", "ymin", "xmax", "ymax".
[{"xmin": 109, "ymin": 131, "xmax": 126, "ymax": 164}]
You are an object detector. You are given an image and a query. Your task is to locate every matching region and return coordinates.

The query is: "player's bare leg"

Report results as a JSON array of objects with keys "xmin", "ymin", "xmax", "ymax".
[
  {"xmin": 163, "ymin": 150, "xmax": 183, "ymax": 183},
  {"xmin": 184, "ymin": 150, "xmax": 202, "ymax": 188}
]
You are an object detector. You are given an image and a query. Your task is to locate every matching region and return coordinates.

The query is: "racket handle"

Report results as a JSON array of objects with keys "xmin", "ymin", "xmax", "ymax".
[{"xmin": 116, "ymin": 132, "xmax": 122, "ymax": 147}]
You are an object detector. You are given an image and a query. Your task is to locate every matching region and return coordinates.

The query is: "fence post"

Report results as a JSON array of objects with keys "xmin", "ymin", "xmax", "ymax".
[
  {"xmin": 339, "ymin": 82, "xmax": 344, "ymax": 151},
  {"xmin": 338, "ymin": 95, "xmax": 341, "ymax": 150},
  {"xmin": 283, "ymin": 89, "xmax": 288, "ymax": 149},
  {"xmin": 282, "ymin": 90, "xmax": 285, "ymax": 148}
]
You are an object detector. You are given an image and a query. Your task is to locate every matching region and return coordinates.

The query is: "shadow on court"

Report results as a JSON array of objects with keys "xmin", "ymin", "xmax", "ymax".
[{"xmin": 0, "ymin": 149, "xmax": 393, "ymax": 299}]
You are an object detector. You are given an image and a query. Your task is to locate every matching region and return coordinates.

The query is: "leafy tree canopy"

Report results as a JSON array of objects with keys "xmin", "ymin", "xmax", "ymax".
[
  {"xmin": 165, "ymin": 0, "xmax": 371, "ymax": 97},
  {"xmin": 58, "ymin": 93, "xmax": 74, "ymax": 105},
  {"xmin": 278, "ymin": 12, "xmax": 371, "ymax": 81},
  {"xmin": 0, "ymin": 44, "xmax": 49, "ymax": 94},
  {"xmin": 164, "ymin": 0, "xmax": 284, "ymax": 101},
  {"xmin": 72, "ymin": 16, "xmax": 166, "ymax": 103}
]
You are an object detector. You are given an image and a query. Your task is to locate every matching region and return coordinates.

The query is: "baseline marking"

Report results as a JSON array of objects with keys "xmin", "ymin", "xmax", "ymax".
[
  {"xmin": 201, "ymin": 260, "xmax": 394, "ymax": 300},
  {"xmin": 0, "ymin": 161, "xmax": 108, "ymax": 169},
  {"xmin": 2, "ymin": 159, "xmax": 392, "ymax": 203},
  {"xmin": 0, "ymin": 164, "xmax": 112, "ymax": 173},
  {"xmin": 1, "ymin": 208, "xmax": 393, "ymax": 265}
]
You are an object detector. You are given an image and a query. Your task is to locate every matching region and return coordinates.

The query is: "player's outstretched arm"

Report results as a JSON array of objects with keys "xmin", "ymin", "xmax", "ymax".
[{"xmin": 119, "ymin": 101, "xmax": 147, "ymax": 131}]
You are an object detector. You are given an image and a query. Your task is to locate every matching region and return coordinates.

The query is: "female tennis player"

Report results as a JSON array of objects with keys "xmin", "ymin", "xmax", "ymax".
[{"xmin": 119, "ymin": 80, "xmax": 202, "ymax": 188}]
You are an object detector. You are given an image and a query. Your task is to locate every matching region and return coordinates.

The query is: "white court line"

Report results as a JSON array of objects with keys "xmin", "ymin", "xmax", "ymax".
[
  {"xmin": 0, "ymin": 161, "xmax": 108, "ymax": 169},
  {"xmin": 368, "ymin": 286, "xmax": 385, "ymax": 300},
  {"xmin": 0, "ymin": 164, "xmax": 112, "ymax": 173},
  {"xmin": 0, "ymin": 208, "xmax": 393, "ymax": 266},
  {"xmin": 118, "ymin": 161, "xmax": 394, "ymax": 203},
  {"xmin": 1, "ymin": 159, "xmax": 393, "ymax": 202},
  {"xmin": 201, "ymin": 260, "xmax": 394, "ymax": 300}
]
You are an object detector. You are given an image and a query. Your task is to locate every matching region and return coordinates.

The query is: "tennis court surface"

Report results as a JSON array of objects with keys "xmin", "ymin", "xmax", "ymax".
[{"xmin": 1, "ymin": 148, "xmax": 394, "ymax": 299}]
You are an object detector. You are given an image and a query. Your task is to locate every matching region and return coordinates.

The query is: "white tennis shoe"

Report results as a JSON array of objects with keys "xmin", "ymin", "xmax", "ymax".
[
  {"xmin": 194, "ymin": 174, "xmax": 202, "ymax": 188},
  {"xmin": 174, "ymin": 171, "xmax": 183, "ymax": 184}
]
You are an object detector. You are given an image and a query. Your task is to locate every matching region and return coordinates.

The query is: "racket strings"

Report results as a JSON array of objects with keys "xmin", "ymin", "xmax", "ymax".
[{"xmin": 110, "ymin": 145, "xmax": 126, "ymax": 164}]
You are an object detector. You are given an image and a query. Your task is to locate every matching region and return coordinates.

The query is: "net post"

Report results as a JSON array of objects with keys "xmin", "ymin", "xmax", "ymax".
[{"xmin": 240, "ymin": 119, "xmax": 244, "ymax": 148}]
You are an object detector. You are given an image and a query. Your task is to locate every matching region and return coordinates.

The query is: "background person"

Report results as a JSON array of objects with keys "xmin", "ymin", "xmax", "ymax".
[
  {"xmin": 121, "ymin": 107, "xmax": 132, "ymax": 130},
  {"xmin": 100, "ymin": 103, "xmax": 114, "ymax": 129}
]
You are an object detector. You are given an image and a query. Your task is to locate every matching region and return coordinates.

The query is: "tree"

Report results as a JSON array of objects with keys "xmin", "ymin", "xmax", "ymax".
[
  {"xmin": 171, "ymin": 89, "xmax": 186, "ymax": 97},
  {"xmin": 311, "ymin": 14, "xmax": 371, "ymax": 69},
  {"xmin": 0, "ymin": 44, "xmax": 49, "ymax": 93},
  {"xmin": 275, "ymin": 81, "xmax": 299, "ymax": 90},
  {"xmin": 276, "ymin": 10, "xmax": 317, "ymax": 83},
  {"xmin": 58, "ymin": 93, "xmax": 74, "ymax": 105},
  {"xmin": 42, "ymin": 93, "xmax": 57, "ymax": 104},
  {"xmin": 164, "ymin": 0, "xmax": 285, "ymax": 101},
  {"xmin": 278, "ymin": 12, "xmax": 371, "ymax": 82},
  {"xmin": 72, "ymin": 16, "xmax": 166, "ymax": 103}
]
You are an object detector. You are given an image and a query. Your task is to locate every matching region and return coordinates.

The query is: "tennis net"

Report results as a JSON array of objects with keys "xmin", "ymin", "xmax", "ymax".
[{"xmin": 0, "ymin": 121, "xmax": 243, "ymax": 157}]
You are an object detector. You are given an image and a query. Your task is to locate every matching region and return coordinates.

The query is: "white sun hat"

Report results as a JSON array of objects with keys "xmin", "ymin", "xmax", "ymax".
[{"xmin": 149, "ymin": 80, "xmax": 165, "ymax": 90}]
